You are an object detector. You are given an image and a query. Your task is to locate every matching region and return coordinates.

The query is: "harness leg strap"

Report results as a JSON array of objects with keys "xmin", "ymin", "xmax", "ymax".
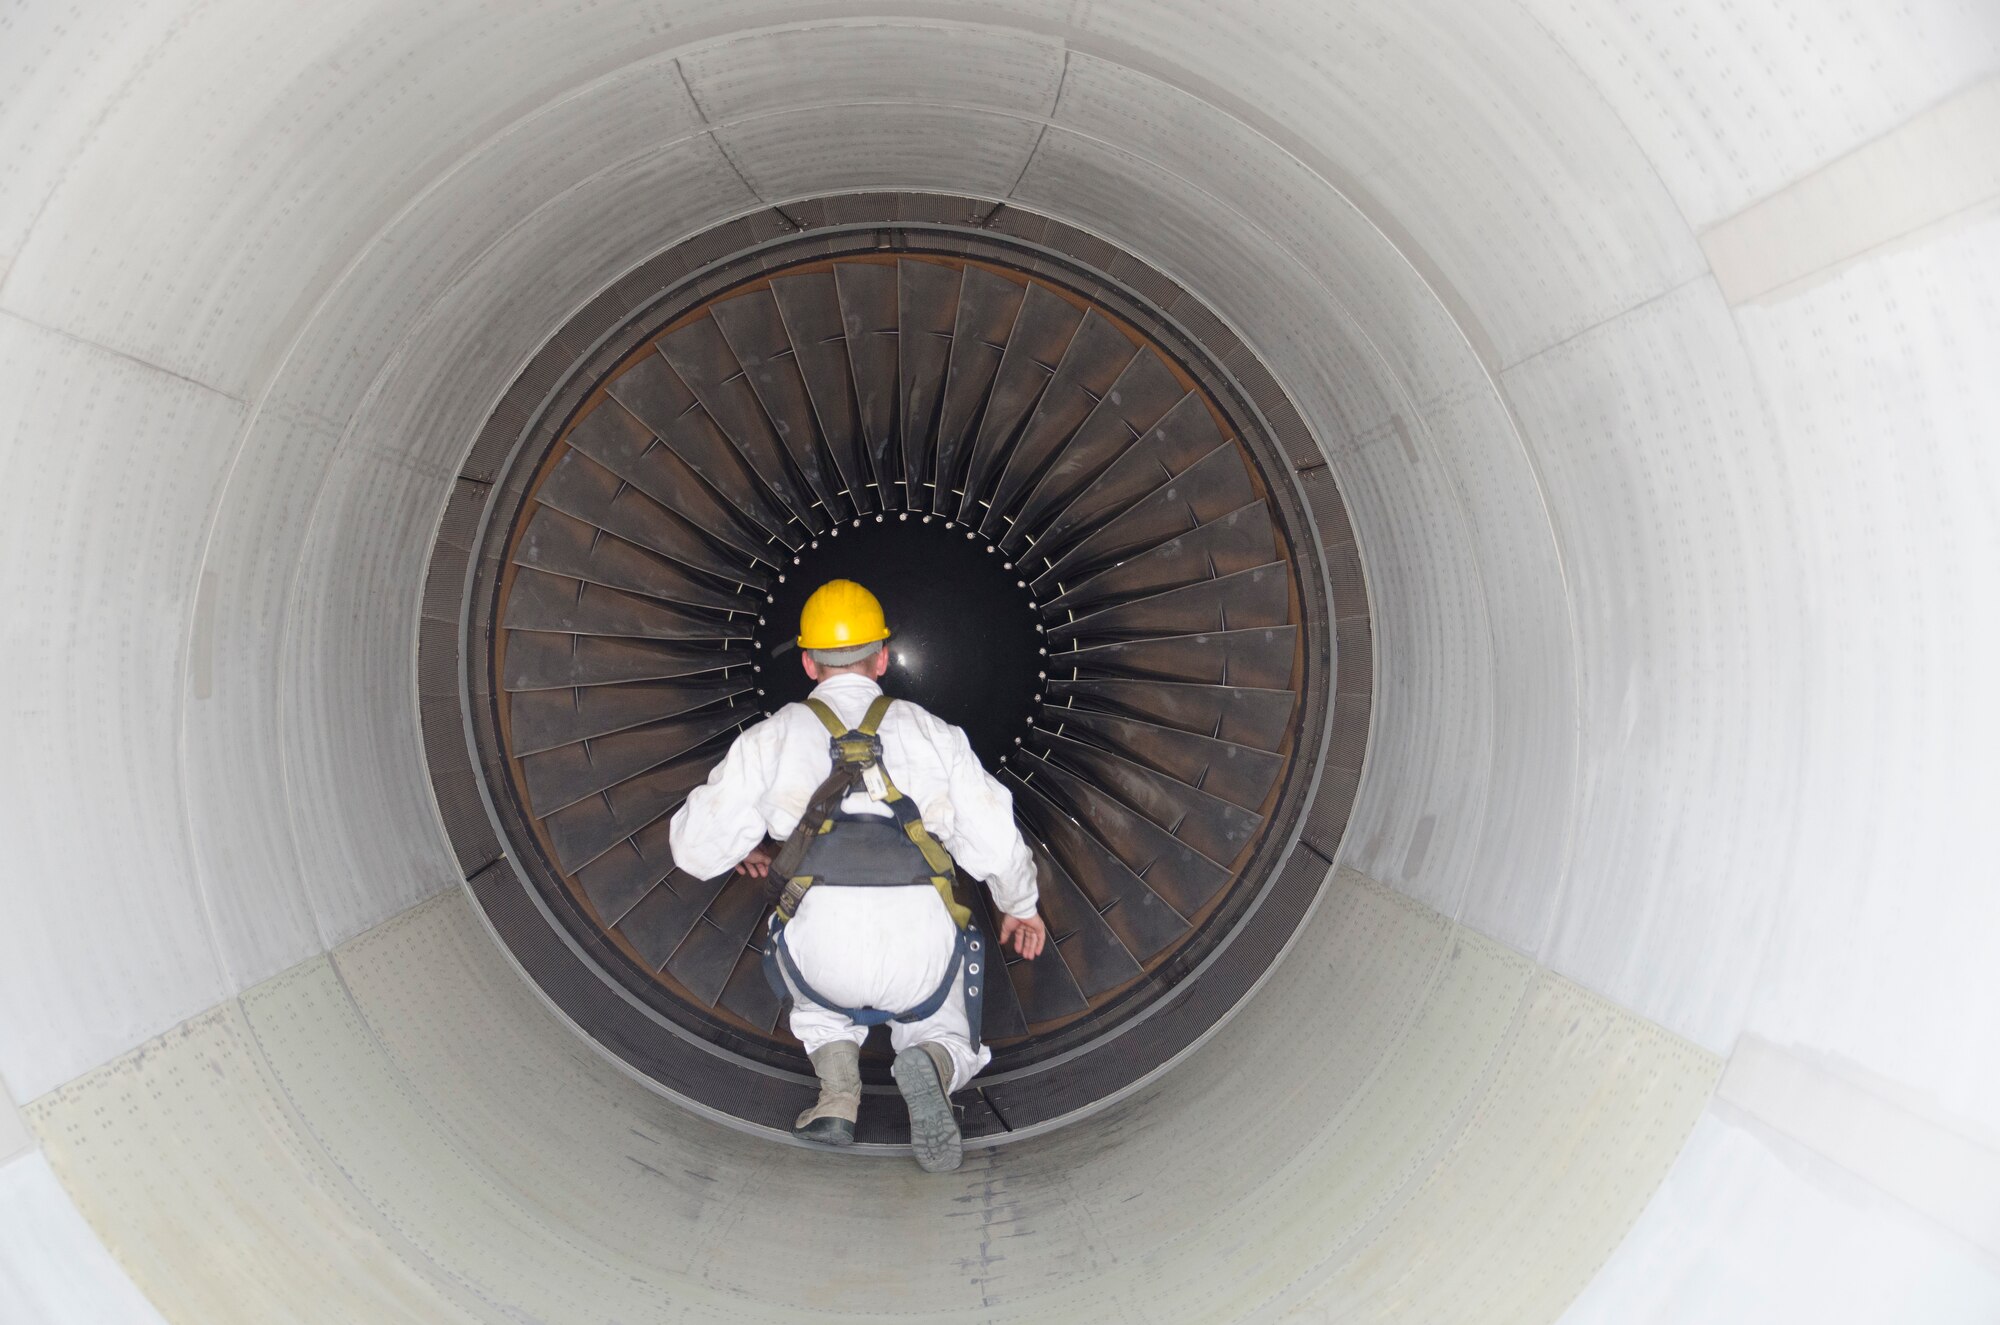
[{"xmin": 764, "ymin": 916, "xmax": 986, "ymax": 1055}]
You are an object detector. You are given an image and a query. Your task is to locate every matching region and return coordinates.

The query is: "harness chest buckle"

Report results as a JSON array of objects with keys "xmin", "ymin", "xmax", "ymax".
[{"xmin": 831, "ymin": 733, "xmax": 883, "ymax": 767}]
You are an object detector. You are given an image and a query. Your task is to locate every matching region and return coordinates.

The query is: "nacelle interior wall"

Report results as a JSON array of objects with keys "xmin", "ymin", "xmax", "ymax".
[{"xmin": 1, "ymin": 2, "xmax": 1997, "ymax": 1317}]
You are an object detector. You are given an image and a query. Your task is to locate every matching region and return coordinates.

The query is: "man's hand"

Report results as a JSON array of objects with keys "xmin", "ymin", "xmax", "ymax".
[
  {"xmin": 999, "ymin": 911, "xmax": 1048, "ymax": 961},
  {"xmin": 735, "ymin": 841, "xmax": 776, "ymax": 878}
]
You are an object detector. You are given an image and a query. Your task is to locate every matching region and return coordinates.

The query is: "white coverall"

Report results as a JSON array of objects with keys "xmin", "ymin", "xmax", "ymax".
[{"xmin": 667, "ymin": 673, "xmax": 1039, "ymax": 1093}]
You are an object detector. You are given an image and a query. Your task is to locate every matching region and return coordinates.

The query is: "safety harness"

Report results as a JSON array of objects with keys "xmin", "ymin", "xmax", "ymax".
[{"xmin": 760, "ymin": 695, "xmax": 988, "ymax": 1051}]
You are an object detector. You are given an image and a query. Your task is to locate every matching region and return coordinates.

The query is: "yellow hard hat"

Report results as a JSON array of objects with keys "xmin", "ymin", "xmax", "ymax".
[{"xmin": 797, "ymin": 579, "xmax": 891, "ymax": 651}]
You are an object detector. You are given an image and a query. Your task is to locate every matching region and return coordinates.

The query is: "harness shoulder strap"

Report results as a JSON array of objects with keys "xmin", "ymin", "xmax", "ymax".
[
  {"xmin": 804, "ymin": 697, "xmax": 847, "ymax": 738},
  {"xmin": 854, "ymin": 697, "xmax": 973, "ymax": 930},
  {"xmin": 858, "ymin": 694, "xmax": 894, "ymax": 736},
  {"xmin": 777, "ymin": 691, "xmax": 975, "ymax": 932}
]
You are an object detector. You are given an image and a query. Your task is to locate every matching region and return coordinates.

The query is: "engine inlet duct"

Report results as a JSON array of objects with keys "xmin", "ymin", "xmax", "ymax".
[{"xmin": 429, "ymin": 199, "xmax": 1369, "ymax": 1142}]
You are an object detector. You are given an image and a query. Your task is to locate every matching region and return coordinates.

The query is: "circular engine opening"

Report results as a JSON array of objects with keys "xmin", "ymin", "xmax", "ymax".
[{"xmin": 436, "ymin": 200, "xmax": 1366, "ymax": 1141}]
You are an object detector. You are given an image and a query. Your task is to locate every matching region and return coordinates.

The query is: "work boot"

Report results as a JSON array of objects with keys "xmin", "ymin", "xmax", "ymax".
[
  {"xmin": 891, "ymin": 1041, "xmax": 962, "ymax": 1173},
  {"xmin": 793, "ymin": 1041, "xmax": 861, "ymax": 1146}
]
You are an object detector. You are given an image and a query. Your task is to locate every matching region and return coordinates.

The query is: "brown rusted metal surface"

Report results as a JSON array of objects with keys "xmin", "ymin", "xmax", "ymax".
[{"xmin": 476, "ymin": 247, "xmax": 1329, "ymax": 1065}]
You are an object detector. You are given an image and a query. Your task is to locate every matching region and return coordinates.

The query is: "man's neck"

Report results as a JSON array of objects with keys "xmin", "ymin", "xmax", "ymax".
[{"xmin": 811, "ymin": 670, "xmax": 881, "ymax": 689}]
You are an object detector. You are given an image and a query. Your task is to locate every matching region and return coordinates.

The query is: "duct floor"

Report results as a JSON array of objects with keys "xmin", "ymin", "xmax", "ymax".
[{"xmin": 25, "ymin": 874, "xmax": 1713, "ymax": 1323}]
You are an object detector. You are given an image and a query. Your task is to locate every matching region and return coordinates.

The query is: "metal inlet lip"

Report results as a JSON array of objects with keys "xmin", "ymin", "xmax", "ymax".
[{"xmin": 430, "ymin": 196, "xmax": 1371, "ymax": 1142}]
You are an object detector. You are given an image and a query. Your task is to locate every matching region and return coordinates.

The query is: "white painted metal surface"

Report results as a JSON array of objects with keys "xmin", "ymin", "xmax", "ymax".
[
  {"xmin": 0, "ymin": 1079, "xmax": 28, "ymax": 1167},
  {"xmin": 30, "ymin": 881, "xmax": 1716, "ymax": 1322},
  {"xmin": 0, "ymin": 1, "xmax": 1995, "ymax": 1319},
  {"xmin": 0, "ymin": 1154, "xmax": 165, "ymax": 1325}
]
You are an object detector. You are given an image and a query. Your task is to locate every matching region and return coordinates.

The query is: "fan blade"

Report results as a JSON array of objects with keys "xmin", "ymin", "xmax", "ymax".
[
  {"xmin": 1054, "ymin": 625, "xmax": 1298, "ymax": 690},
  {"xmin": 658, "ymin": 317, "xmax": 824, "ymax": 534},
  {"xmin": 509, "ymin": 675, "xmax": 754, "ymax": 755},
  {"xmin": 956, "ymin": 284, "xmax": 1084, "ymax": 520},
  {"xmin": 666, "ymin": 877, "xmax": 772, "ymax": 1006},
  {"xmin": 1003, "ymin": 357, "xmax": 1187, "ymax": 551},
  {"xmin": 1030, "ymin": 393, "xmax": 1229, "ymax": 565},
  {"xmin": 1048, "ymin": 563, "xmax": 1289, "ymax": 644},
  {"xmin": 1046, "ymin": 677, "xmax": 1295, "ymax": 751},
  {"xmin": 833, "ymin": 262, "xmax": 901, "ymax": 508},
  {"xmin": 1033, "ymin": 730, "xmax": 1263, "ymax": 867},
  {"xmin": 1047, "ymin": 503, "xmax": 1278, "ymax": 613},
  {"xmin": 1036, "ymin": 443, "xmax": 1256, "ymax": 590},
  {"xmin": 897, "ymin": 259, "xmax": 960, "ymax": 510},
  {"xmin": 599, "ymin": 359, "xmax": 797, "ymax": 554},
  {"xmin": 1054, "ymin": 707, "xmax": 1286, "ymax": 812},
  {"xmin": 520, "ymin": 711, "xmax": 747, "ymax": 816},
  {"xmin": 1010, "ymin": 776, "xmax": 1188, "ymax": 962},
  {"xmin": 502, "ymin": 569, "xmax": 745, "ymax": 642},
  {"xmin": 618, "ymin": 866, "xmax": 732, "ymax": 971},
  {"xmin": 771, "ymin": 271, "xmax": 873, "ymax": 514},
  {"xmin": 980, "ymin": 311, "xmax": 1138, "ymax": 533},
  {"xmin": 502, "ymin": 632, "xmax": 748, "ymax": 691},
  {"xmin": 560, "ymin": 402, "xmax": 777, "ymax": 570},
  {"xmin": 544, "ymin": 754, "xmax": 719, "ymax": 872},
  {"xmin": 1014, "ymin": 751, "xmax": 1233, "ymax": 920},
  {"xmin": 931, "ymin": 266, "xmax": 1026, "ymax": 514},
  {"xmin": 515, "ymin": 505, "xmax": 753, "ymax": 614},
  {"xmin": 711, "ymin": 289, "xmax": 847, "ymax": 521},
  {"xmin": 717, "ymin": 941, "xmax": 788, "ymax": 1035},
  {"xmin": 1026, "ymin": 842, "xmax": 1140, "ymax": 1000},
  {"xmin": 573, "ymin": 817, "xmax": 678, "ymax": 927}
]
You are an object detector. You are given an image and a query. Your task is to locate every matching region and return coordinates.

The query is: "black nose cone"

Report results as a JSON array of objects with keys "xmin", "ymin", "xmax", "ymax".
[{"xmin": 759, "ymin": 517, "xmax": 1044, "ymax": 767}]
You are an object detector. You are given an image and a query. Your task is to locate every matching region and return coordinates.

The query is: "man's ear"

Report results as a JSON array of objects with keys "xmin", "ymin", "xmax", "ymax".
[
  {"xmin": 871, "ymin": 645, "xmax": 890, "ymax": 678},
  {"xmin": 801, "ymin": 652, "xmax": 820, "ymax": 682}
]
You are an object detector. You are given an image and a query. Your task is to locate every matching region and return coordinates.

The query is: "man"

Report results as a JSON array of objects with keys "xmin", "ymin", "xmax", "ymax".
[{"xmin": 668, "ymin": 578, "xmax": 1047, "ymax": 1173}]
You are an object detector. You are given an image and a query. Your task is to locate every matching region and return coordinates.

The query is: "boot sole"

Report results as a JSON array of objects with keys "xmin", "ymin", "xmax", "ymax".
[{"xmin": 892, "ymin": 1049, "xmax": 962, "ymax": 1173}]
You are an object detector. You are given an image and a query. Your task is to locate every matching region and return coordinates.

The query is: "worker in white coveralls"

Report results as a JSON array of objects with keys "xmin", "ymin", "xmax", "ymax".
[{"xmin": 668, "ymin": 579, "xmax": 1048, "ymax": 1173}]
